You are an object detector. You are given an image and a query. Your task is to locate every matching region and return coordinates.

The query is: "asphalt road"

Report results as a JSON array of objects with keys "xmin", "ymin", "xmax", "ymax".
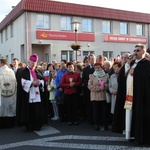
[{"xmin": 0, "ymin": 119, "xmax": 149, "ymax": 150}]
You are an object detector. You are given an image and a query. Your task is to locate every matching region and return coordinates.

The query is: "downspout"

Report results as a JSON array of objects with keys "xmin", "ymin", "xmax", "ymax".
[{"xmin": 25, "ymin": 11, "xmax": 29, "ymax": 64}]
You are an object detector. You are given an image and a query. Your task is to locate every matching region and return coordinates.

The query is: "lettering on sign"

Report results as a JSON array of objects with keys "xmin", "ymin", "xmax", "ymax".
[
  {"xmin": 103, "ymin": 34, "xmax": 147, "ymax": 44},
  {"xmin": 36, "ymin": 31, "xmax": 95, "ymax": 41}
]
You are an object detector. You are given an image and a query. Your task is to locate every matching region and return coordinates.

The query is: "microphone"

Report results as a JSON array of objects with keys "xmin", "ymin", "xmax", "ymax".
[{"xmin": 128, "ymin": 53, "xmax": 136, "ymax": 59}]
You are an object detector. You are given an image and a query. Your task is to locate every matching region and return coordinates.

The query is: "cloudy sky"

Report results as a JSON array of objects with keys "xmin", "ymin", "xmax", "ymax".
[{"xmin": 0, "ymin": 0, "xmax": 150, "ymax": 22}]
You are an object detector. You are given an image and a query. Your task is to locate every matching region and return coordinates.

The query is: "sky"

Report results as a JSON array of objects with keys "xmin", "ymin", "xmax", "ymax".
[{"xmin": 0, "ymin": 0, "xmax": 150, "ymax": 22}]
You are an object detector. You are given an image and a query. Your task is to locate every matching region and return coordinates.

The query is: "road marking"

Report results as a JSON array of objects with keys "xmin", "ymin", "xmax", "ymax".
[
  {"xmin": 35, "ymin": 125, "xmax": 60, "ymax": 136},
  {"xmin": 0, "ymin": 135, "xmax": 149, "ymax": 150},
  {"xmin": 28, "ymin": 142, "xmax": 146, "ymax": 150}
]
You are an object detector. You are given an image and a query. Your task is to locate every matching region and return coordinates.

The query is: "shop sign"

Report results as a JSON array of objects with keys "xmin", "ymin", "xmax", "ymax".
[
  {"xmin": 103, "ymin": 34, "xmax": 147, "ymax": 44},
  {"xmin": 36, "ymin": 30, "xmax": 95, "ymax": 41}
]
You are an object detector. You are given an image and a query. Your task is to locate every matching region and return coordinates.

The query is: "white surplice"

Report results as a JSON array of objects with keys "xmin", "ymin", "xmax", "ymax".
[
  {"xmin": 21, "ymin": 69, "xmax": 44, "ymax": 103},
  {"xmin": 125, "ymin": 59, "xmax": 142, "ymax": 139}
]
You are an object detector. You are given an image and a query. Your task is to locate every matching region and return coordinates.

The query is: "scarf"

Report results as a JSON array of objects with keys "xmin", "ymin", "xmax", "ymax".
[
  {"xmin": 93, "ymin": 70, "xmax": 105, "ymax": 77},
  {"xmin": 29, "ymin": 68, "xmax": 37, "ymax": 81}
]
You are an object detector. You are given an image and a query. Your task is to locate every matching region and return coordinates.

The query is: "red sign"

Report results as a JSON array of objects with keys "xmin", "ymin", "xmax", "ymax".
[
  {"xmin": 103, "ymin": 34, "xmax": 147, "ymax": 44},
  {"xmin": 36, "ymin": 30, "xmax": 95, "ymax": 42}
]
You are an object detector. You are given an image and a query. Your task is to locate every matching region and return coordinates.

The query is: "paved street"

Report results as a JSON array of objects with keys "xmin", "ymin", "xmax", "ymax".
[{"xmin": 0, "ymin": 119, "xmax": 149, "ymax": 150}]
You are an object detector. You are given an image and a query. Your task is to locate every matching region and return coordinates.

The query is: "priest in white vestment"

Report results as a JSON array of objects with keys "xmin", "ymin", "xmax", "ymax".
[{"xmin": 0, "ymin": 58, "xmax": 16, "ymax": 128}]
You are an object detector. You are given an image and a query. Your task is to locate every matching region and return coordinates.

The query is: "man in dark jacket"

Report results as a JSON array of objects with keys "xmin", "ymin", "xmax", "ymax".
[
  {"xmin": 112, "ymin": 44, "xmax": 150, "ymax": 145},
  {"xmin": 82, "ymin": 54, "xmax": 96, "ymax": 124}
]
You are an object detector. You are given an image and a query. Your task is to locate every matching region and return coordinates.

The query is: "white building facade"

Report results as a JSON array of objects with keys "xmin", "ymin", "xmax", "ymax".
[{"xmin": 0, "ymin": 0, "xmax": 150, "ymax": 64}]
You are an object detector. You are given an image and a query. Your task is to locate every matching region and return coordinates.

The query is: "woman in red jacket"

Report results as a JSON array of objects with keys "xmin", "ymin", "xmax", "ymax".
[{"xmin": 60, "ymin": 62, "xmax": 82, "ymax": 125}]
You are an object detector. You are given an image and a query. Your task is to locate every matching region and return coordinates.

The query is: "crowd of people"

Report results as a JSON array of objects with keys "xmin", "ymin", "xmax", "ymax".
[{"xmin": 0, "ymin": 43, "xmax": 150, "ymax": 146}]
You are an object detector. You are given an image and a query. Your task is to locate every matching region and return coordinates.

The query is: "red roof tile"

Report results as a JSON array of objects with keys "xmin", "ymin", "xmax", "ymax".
[{"xmin": 1, "ymin": 0, "xmax": 150, "ymax": 30}]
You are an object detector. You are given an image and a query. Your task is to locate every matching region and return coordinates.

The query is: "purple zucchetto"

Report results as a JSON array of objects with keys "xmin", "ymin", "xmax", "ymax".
[{"xmin": 29, "ymin": 54, "xmax": 38, "ymax": 62}]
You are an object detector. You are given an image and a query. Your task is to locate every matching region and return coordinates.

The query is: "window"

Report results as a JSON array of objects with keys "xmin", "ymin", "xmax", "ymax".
[
  {"xmin": 82, "ymin": 18, "xmax": 93, "ymax": 32},
  {"xmin": 60, "ymin": 16, "xmax": 72, "ymax": 31},
  {"xmin": 45, "ymin": 53, "xmax": 49, "ymax": 63},
  {"xmin": 120, "ymin": 51, "xmax": 130, "ymax": 56},
  {"xmin": 83, "ymin": 51, "xmax": 94, "ymax": 56},
  {"xmin": 0, "ymin": 32, "xmax": 3, "ymax": 43},
  {"xmin": 6, "ymin": 55, "xmax": 8, "ymax": 62},
  {"xmin": 36, "ymin": 14, "xmax": 50, "ymax": 29},
  {"xmin": 5, "ymin": 27, "xmax": 8, "ymax": 41},
  {"xmin": 61, "ymin": 51, "xmax": 73, "ymax": 61},
  {"xmin": 11, "ymin": 54, "xmax": 14, "ymax": 62},
  {"xmin": 103, "ymin": 51, "xmax": 113, "ymax": 60},
  {"xmin": 120, "ymin": 22, "xmax": 128, "ymax": 34},
  {"xmin": 136, "ymin": 24, "xmax": 144, "ymax": 36},
  {"xmin": 10, "ymin": 23, "xmax": 14, "ymax": 37},
  {"xmin": 102, "ymin": 21, "xmax": 111, "ymax": 33}
]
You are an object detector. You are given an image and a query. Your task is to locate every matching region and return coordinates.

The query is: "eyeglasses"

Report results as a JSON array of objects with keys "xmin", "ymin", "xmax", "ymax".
[{"xmin": 134, "ymin": 49, "xmax": 142, "ymax": 52}]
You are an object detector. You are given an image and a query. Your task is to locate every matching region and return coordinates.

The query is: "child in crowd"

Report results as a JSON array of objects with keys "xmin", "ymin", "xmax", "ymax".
[{"xmin": 48, "ymin": 70, "xmax": 59, "ymax": 120}]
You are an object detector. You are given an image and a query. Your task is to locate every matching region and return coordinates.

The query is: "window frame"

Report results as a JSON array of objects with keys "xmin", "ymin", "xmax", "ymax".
[
  {"xmin": 10, "ymin": 23, "xmax": 14, "ymax": 37},
  {"xmin": 60, "ymin": 16, "xmax": 72, "ymax": 31},
  {"xmin": 61, "ymin": 50, "xmax": 73, "ymax": 62},
  {"xmin": 83, "ymin": 51, "xmax": 94, "ymax": 56},
  {"xmin": 82, "ymin": 18, "xmax": 93, "ymax": 32},
  {"xmin": 36, "ymin": 14, "xmax": 50, "ymax": 29},
  {"xmin": 136, "ymin": 24, "xmax": 144, "ymax": 36},
  {"xmin": 0, "ymin": 32, "xmax": 3, "ymax": 43},
  {"xmin": 5, "ymin": 27, "xmax": 8, "ymax": 41},
  {"xmin": 103, "ymin": 51, "xmax": 113, "ymax": 59},
  {"xmin": 120, "ymin": 22, "xmax": 129, "ymax": 35},
  {"xmin": 102, "ymin": 20, "xmax": 111, "ymax": 33}
]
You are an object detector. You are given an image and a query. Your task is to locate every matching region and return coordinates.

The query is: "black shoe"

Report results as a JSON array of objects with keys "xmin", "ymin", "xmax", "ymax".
[
  {"xmin": 34, "ymin": 128, "xmax": 41, "ymax": 131},
  {"xmin": 74, "ymin": 122, "xmax": 79, "ymax": 125},
  {"xmin": 128, "ymin": 139, "xmax": 135, "ymax": 142},
  {"xmin": 94, "ymin": 125, "xmax": 100, "ymax": 131},
  {"xmin": 68, "ymin": 122, "xmax": 73, "ymax": 126},
  {"xmin": 26, "ymin": 128, "xmax": 33, "ymax": 132},
  {"xmin": 104, "ymin": 126, "xmax": 109, "ymax": 131},
  {"xmin": 134, "ymin": 142, "xmax": 145, "ymax": 146},
  {"xmin": 89, "ymin": 120, "xmax": 94, "ymax": 125}
]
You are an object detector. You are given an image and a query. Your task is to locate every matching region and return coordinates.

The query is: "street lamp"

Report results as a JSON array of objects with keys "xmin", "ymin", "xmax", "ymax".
[{"xmin": 71, "ymin": 20, "xmax": 81, "ymax": 62}]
